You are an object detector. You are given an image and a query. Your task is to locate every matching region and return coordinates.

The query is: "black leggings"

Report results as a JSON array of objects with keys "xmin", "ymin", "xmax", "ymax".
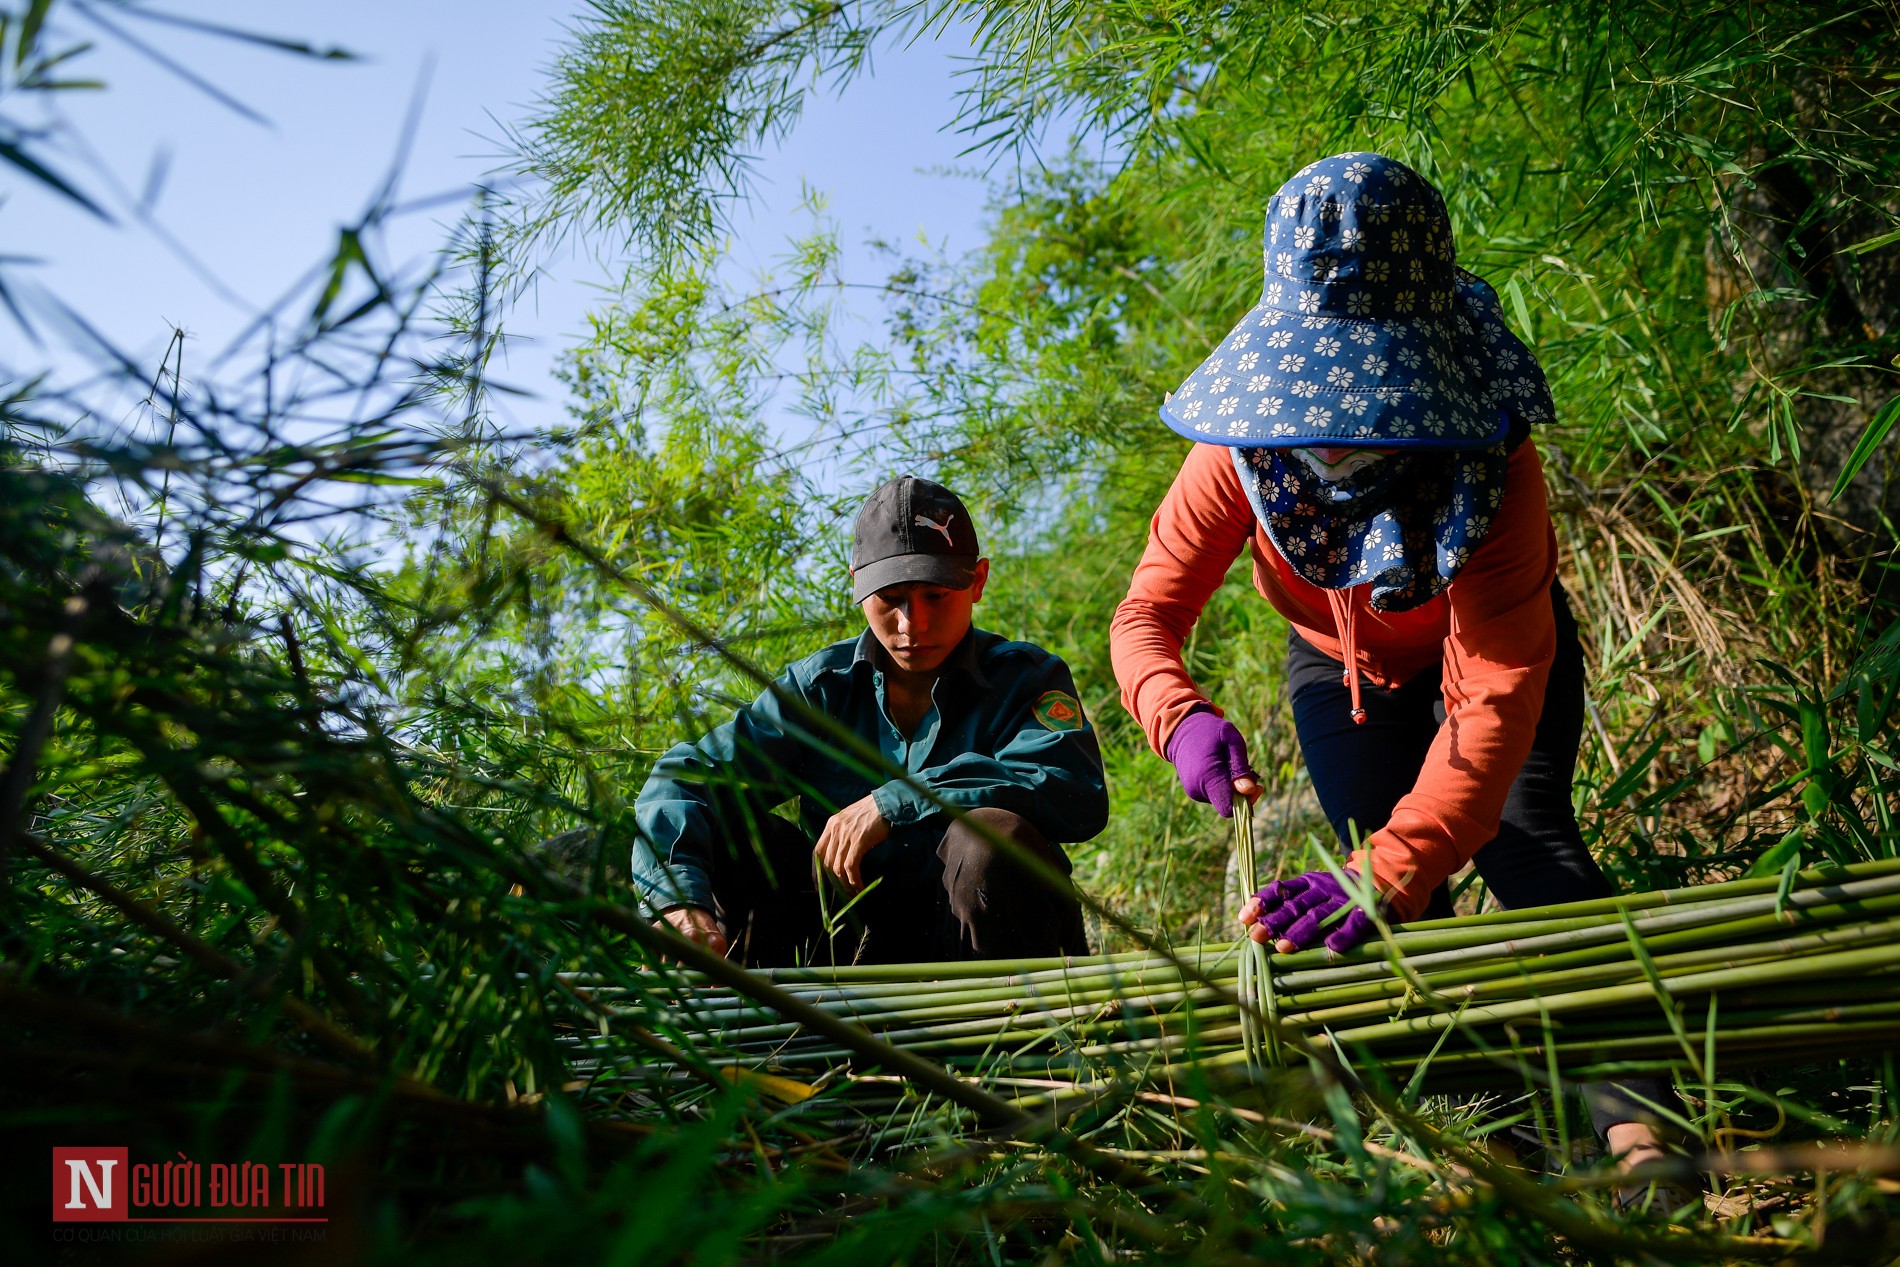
[
  {"xmin": 1287, "ymin": 582, "xmax": 1672, "ymax": 1138},
  {"xmin": 1288, "ymin": 583, "xmax": 1607, "ymax": 919}
]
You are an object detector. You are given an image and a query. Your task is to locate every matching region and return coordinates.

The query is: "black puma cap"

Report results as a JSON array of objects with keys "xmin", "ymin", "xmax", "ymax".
[{"xmin": 850, "ymin": 476, "xmax": 981, "ymax": 602}]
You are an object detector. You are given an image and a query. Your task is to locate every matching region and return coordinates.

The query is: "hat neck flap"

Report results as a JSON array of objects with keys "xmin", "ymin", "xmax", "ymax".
[{"xmin": 1230, "ymin": 438, "xmax": 1510, "ymax": 613}]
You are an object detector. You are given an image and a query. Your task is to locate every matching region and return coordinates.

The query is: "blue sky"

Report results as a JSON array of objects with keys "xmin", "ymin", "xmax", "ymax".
[{"xmin": 4, "ymin": 2, "xmax": 995, "ymax": 435}]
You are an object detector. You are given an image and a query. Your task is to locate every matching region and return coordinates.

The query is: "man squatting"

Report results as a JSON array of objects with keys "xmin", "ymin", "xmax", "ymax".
[{"xmin": 629, "ymin": 476, "xmax": 1108, "ymax": 965}]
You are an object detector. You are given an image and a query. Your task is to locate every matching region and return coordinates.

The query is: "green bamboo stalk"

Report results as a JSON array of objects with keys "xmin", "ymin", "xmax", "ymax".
[
  {"xmin": 1323, "ymin": 942, "xmax": 1900, "ymax": 1046},
  {"xmin": 580, "ymin": 857, "xmax": 1900, "ymax": 997},
  {"xmin": 1288, "ymin": 913, "xmax": 1900, "ymax": 1027},
  {"xmin": 1345, "ymin": 1018, "xmax": 1900, "ymax": 1070},
  {"xmin": 1394, "ymin": 856, "xmax": 1900, "ymax": 932},
  {"xmin": 1270, "ymin": 871, "xmax": 1900, "ymax": 990},
  {"xmin": 699, "ymin": 986, "xmax": 1231, "ymax": 1052},
  {"xmin": 646, "ymin": 959, "xmax": 1237, "ymax": 1022},
  {"xmin": 597, "ymin": 875, "xmax": 1873, "ymax": 1018},
  {"xmin": 582, "ymin": 860, "xmax": 1900, "ymax": 1124},
  {"xmin": 623, "ymin": 895, "xmax": 1900, "ymax": 1048},
  {"xmin": 1235, "ymin": 806, "xmax": 1274, "ymax": 1070},
  {"xmin": 1269, "ymin": 892, "xmax": 1900, "ymax": 1013}
]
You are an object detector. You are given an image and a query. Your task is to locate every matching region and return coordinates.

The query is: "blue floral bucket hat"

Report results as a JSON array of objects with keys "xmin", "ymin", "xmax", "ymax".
[{"xmin": 1158, "ymin": 152, "xmax": 1553, "ymax": 449}]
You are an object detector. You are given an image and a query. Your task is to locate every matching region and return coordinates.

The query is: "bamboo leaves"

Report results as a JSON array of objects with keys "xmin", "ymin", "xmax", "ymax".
[
  {"xmin": 499, "ymin": 0, "xmax": 880, "ymax": 273},
  {"xmin": 1829, "ymin": 393, "xmax": 1900, "ymax": 503},
  {"xmin": 1742, "ymin": 828, "xmax": 1802, "ymax": 880}
]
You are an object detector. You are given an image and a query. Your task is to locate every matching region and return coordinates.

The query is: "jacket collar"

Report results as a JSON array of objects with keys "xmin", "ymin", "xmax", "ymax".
[{"xmin": 850, "ymin": 626, "xmax": 990, "ymax": 690}]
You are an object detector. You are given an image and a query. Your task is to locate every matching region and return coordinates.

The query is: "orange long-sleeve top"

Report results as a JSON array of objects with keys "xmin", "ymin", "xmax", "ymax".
[{"xmin": 1109, "ymin": 440, "xmax": 1558, "ymax": 921}]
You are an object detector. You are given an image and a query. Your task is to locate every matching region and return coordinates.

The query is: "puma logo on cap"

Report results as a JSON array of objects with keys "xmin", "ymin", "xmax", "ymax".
[{"xmin": 914, "ymin": 512, "xmax": 956, "ymax": 547}]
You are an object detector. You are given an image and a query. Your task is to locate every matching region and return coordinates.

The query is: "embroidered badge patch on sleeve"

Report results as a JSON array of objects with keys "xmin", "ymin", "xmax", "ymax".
[{"xmin": 1033, "ymin": 691, "xmax": 1086, "ymax": 732}]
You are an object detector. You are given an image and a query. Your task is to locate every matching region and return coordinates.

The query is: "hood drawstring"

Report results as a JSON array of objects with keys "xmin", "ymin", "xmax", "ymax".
[{"xmin": 1327, "ymin": 587, "xmax": 1367, "ymax": 725}]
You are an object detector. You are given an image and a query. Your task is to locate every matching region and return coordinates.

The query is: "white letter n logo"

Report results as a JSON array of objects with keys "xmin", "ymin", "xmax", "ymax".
[
  {"xmin": 51, "ymin": 1147, "xmax": 128, "ymax": 1222},
  {"xmin": 66, "ymin": 1159, "xmax": 115, "ymax": 1209}
]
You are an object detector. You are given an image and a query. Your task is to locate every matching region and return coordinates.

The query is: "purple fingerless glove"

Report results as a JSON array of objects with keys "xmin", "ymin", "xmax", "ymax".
[
  {"xmin": 1163, "ymin": 708, "xmax": 1259, "ymax": 819},
  {"xmin": 1250, "ymin": 869, "xmax": 1378, "ymax": 954}
]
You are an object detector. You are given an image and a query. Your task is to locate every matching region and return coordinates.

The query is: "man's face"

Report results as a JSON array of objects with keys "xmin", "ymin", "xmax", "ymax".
[{"xmin": 861, "ymin": 559, "xmax": 989, "ymax": 676}]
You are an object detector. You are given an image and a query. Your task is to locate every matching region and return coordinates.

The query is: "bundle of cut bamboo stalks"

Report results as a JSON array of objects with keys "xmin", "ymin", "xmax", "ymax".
[{"xmin": 566, "ymin": 854, "xmax": 1900, "ymax": 1121}]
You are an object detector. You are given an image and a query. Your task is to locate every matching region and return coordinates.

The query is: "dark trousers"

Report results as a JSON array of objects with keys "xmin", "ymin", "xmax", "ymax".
[
  {"xmin": 1287, "ymin": 583, "xmax": 1672, "ymax": 1139},
  {"xmin": 700, "ymin": 807, "xmax": 1089, "ymax": 967}
]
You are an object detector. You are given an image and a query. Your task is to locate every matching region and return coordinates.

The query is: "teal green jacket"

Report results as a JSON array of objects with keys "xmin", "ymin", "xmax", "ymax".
[{"xmin": 630, "ymin": 628, "xmax": 1108, "ymax": 912}]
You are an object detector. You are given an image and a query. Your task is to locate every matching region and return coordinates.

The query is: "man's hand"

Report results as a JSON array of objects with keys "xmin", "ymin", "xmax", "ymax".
[
  {"xmin": 814, "ymin": 794, "xmax": 891, "ymax": 891},
  {"xmin": 657, "ymin": 905, "xmax": 729, "ymax": 957}
]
